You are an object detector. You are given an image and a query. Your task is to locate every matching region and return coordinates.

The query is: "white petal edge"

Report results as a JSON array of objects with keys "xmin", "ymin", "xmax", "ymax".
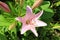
[
  {"xmin": 21, "ymin": 25, "xmax": 30, "ymax": 34},
  {"xmin": 35, "ymin": 10, "xmax": 43, "ymax": 20},
  {"xmin": 31, "ymin": 28, "xmax": 38, "ymax": 37},
  {"xmin": 34, "ymin": 20, "xmax": 47, "ymax": 27},
  {"xmin": 26, "ymin": 5, "xmax": 32, "ymax": 13},
  {"xmin": 15, "ymin": 17, "xmax": 23, "ymax": 22}
]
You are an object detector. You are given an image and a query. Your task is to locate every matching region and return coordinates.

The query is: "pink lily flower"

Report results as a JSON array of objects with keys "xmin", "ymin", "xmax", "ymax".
[{"xmin": 15, "ymin": 6, "xmax": 47, "ymax": 37}]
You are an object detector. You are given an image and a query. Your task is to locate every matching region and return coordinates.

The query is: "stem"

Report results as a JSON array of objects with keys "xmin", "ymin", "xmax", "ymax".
[{"xmin": 19, "ymin": 6, "xmax": 22, "ymax": 16}]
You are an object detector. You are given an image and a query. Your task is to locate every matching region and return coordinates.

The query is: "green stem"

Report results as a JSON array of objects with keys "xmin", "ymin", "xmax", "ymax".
[{"xmin": 18, "ymin": 0, "xmax": 24, "ymax": 16}]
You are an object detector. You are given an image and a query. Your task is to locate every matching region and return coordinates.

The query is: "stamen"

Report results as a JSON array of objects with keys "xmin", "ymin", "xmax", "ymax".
[{"xmin": 26, "ymin": 20, "xmax": 30, "ymax": 24}]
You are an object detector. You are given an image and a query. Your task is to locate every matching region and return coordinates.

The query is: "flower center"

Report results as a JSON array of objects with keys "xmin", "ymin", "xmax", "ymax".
[
  {"xmin": 26, "ymin": 20, "xmax": 30, "ymax": 24},
  {"xmin": 26, "ymin": 20, "xmax": 35, "ymax": 25}
]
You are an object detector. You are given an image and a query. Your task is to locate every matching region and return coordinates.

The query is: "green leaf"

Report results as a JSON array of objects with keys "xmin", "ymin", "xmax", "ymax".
[
  {"xmin": 52, "ymin": 23, "xmax": 60, "ymax": 30},
  {"xmin": 41, "ymin": 10, "xmax": 54, "ymax": 19},
  {"xmin": 40, "ymin": 1, "xmax": 50, "ymax": 9},
  {"xmin": 54, "ymin": 1, "xmax": 60, "ymax": 6},
  {"xmin": 37, "ymin": 1, "xmax": 54, "ymax": 24},
  {"xmin": 0, "ymin": 15, "xmax": 15, "ymax": 27},
  {"xmin": 0, "ymin": 33, "xmax": 7, "ymax": 40}
]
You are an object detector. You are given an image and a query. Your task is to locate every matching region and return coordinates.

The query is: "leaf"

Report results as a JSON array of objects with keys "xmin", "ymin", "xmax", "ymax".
[
  {"xmin": 0, "ymin": 15, "xmax": 15, "ymax": 27},
  {"xmin": 41, "ymin": 10, "xmax": 54, "ymax": 19},
  {"xmin": 0, "ymin": 33, "xmax": 7, "ymax": 40},
  {"xmin": 52, "ymin": 23, "xmax": 60, "ymax": 30},
  {"xmin": 38, "ymin": 1, "xmax": 54, "ymax": 24},
  {"xmin": 54, "ymin": 1, "xmax": 60, "ymax": 6},
  {"xmin": 40, "ymin": 1, "xmax": 50, "ymax": 9},
  {"xmin": 8, "ymin": 2, "xmax": 17, "ymax": 15}
]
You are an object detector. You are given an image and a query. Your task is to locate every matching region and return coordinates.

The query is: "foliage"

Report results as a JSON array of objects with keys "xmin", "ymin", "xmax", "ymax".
[{"xmin": 0, "ymin": 0, "xmax": 60, "ymax": 40}]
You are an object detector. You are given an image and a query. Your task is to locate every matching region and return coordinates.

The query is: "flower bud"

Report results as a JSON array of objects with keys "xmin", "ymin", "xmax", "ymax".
[
  {"xmin": 20, "ymin": 0, "xmax": 24, "ymax": 7},
  {"xmin": 9, "ymin": 22, "xmax": 16, "ymax": 30},
  {"xmin": 32, "ymin": 0, "xmax": 43, "ymax": 10},
  {"xmin": 0, "ymin": 1, "xmax": 10, "ymax": 12}
]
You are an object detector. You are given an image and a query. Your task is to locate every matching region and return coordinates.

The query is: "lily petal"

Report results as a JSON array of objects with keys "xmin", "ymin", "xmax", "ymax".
[
  {"xmin": 15, "ymin": 17, "xmax": 24, "ymax": 23},
  {"xmin": 34, "ymin": 10, "xmax": 43, "ymax": 19},
  {"xmin": 26, "ymin": 5, "xmax": 32, "ymax": 14},
  {"xmin": 35, "ymin": 20, "xmax": 47, "ymax": 27},
  {"xmin": 25, "ymin": 5, "xmax": 34, "ymax": 20},
  {"xmin": 21, "ymin": 24, "xmax": 30, "ymax": 34},
  {"xmin": 31, "ymin": 27, "xmax": 38, "ymax": 37}
]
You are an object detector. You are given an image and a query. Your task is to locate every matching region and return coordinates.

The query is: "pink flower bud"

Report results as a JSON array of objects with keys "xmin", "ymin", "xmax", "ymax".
[
  {"xmin": 0, "ymin": 1, "xmax": 10, "ymax": 12},
  {"xmin": 32, "ymin": 0, "xmax": 43, "ymax": 9},
  {"xmin": 9, "ymin": 22, "xmax": 16, "ymax": 30}
]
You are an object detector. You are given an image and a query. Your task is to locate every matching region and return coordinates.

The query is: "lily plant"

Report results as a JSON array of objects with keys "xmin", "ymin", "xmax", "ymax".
[
  {"xmin": 16, "ymin": 6, "xmax": 47, "ymax": 37},
  {"xmin": 0, "ymin": 1, "xmax": 47, "ymax": 37}
]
